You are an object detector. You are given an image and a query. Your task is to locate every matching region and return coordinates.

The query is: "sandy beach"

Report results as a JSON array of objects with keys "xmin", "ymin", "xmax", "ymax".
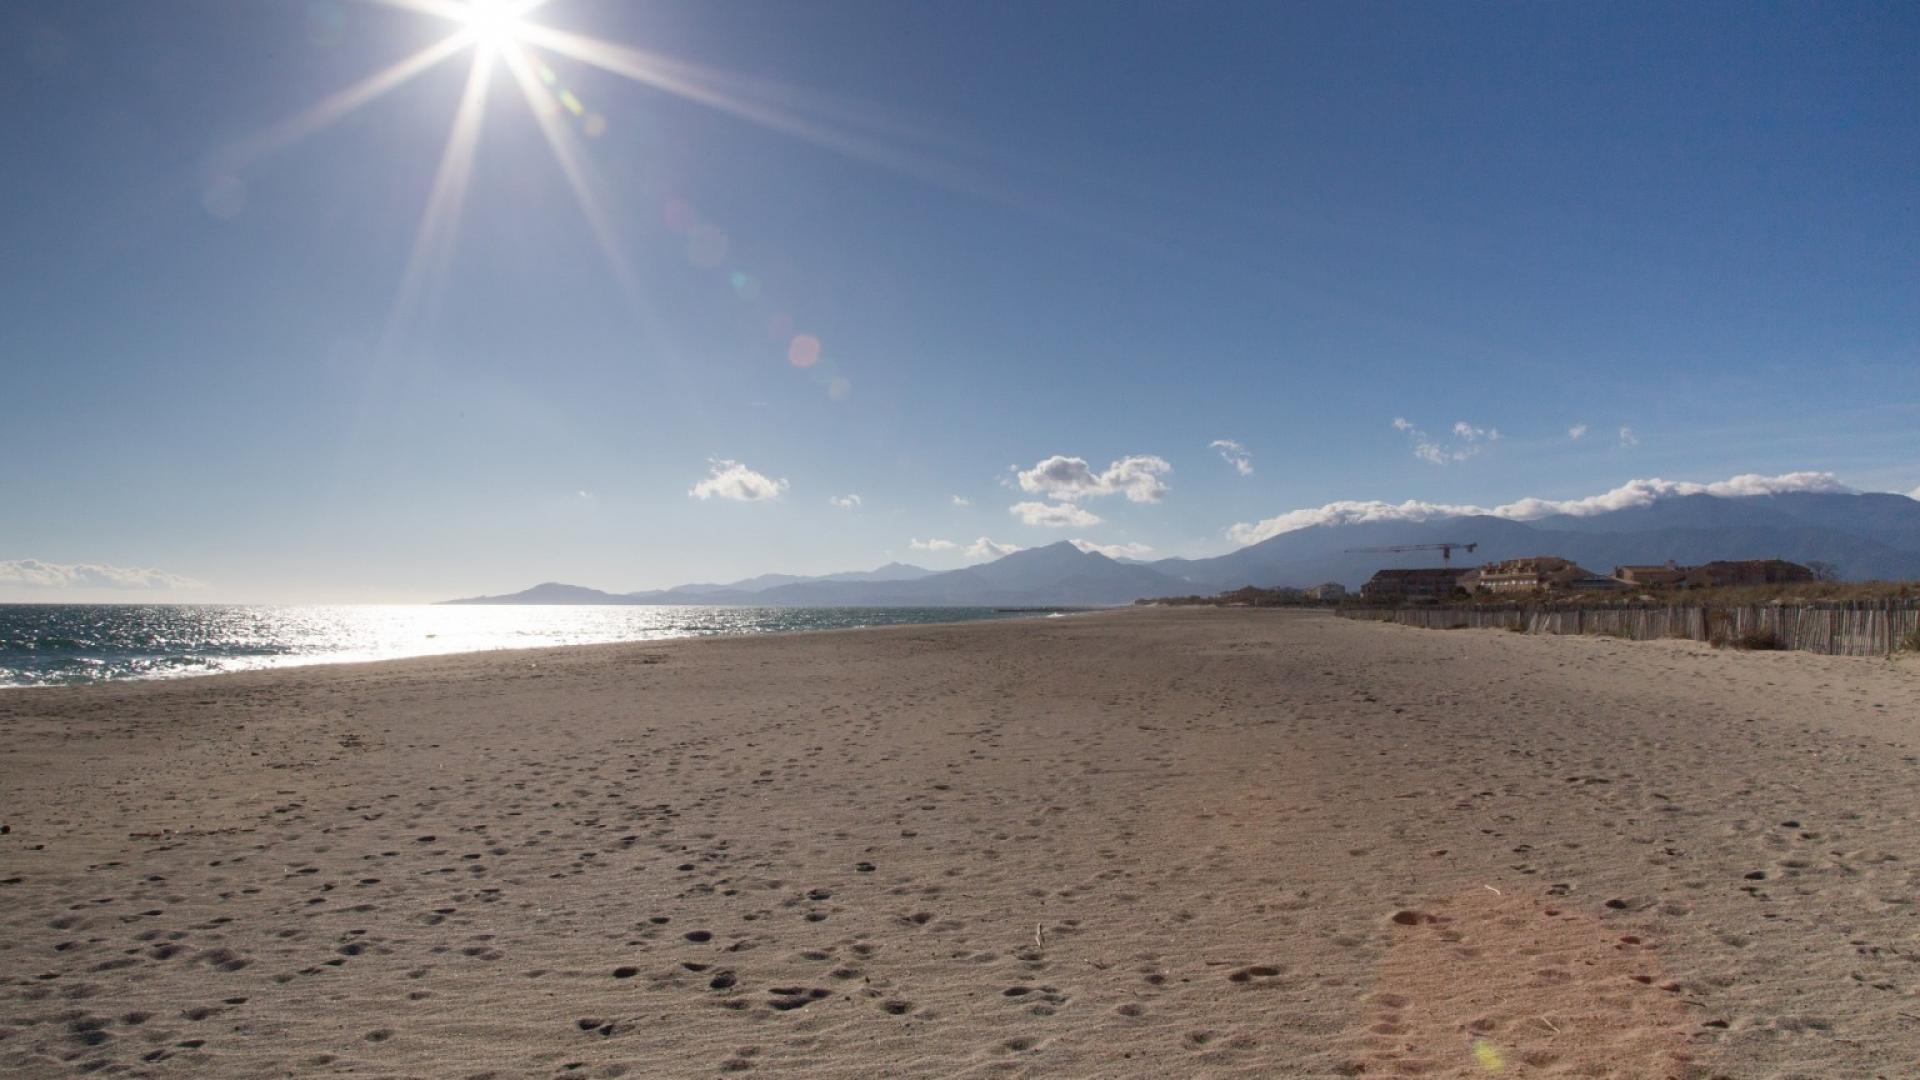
[{"xmin": 3, "ymin": 608, "xmax": 1918, "ymax": 1078}]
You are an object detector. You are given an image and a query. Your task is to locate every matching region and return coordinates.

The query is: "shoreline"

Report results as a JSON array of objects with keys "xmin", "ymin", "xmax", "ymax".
[
  {"xmin": 4, "ymin": 608, "xmax": 1917, "ymax": 1076},
  {"xmin": 0, "ymin": 604, "xmax": 1101, "ymax": 692}
]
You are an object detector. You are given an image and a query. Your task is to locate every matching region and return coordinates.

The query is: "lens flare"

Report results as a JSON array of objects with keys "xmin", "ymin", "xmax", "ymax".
[
  {"xmin": 663, "ymin": 197, "xmax": 697, "ymax": 234},
  {"xmin": 787, "ymin": 334, "xmax": 822, "ymax": 369},
  {"xmin": 238, "ymin": 0, "xmax": 960, "ymax": 355},
  {"xmin": 688, "ymin": 224, "xmax": 729, "ymax": 268}
]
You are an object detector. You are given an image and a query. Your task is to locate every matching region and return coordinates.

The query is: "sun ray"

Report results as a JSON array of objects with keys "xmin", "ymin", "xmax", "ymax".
[
  {"xmin": 497, "ymin": 42, "xmax": 645, "ymax": 303},
  {"xmin": 223, "ymin": 31, "xmax": 471, "ymax": 171},
  {"xmin": 514, "ymin": 24, "xmax": 1009, "ymax": 202},
  {"xmin": 291, "ymin": 1, "xmax": 1007, "ymax": 348},
  {"xmin": 362, "ymin": 0, "xmax": 474, "ymax": 23},
  {"xmin": 527, "ymin": 31, "xmax": 973, "ymax": 157},
  {"xmin": 365, "ymin": 0, "xmax": 555, "ymax": 48},
  {"xmin": 645, "ymin": 53, "xmax": 976, "ymax": 161},
  {"xmin": 387, "ymin": 46, "xmax": 496, "ymax": 341},
  {"xmin": 482, "ymin": 0, "xmax": 553, "ymax": 20}
]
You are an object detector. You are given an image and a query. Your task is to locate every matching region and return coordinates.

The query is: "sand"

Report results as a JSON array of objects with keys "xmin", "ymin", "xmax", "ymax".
[{"xmin": 2, "ymin": 608, "xmax": 1918, "ymax": 1078}]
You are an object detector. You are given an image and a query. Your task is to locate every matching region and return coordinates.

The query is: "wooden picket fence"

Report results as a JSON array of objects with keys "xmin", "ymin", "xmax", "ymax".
[{"xmin": 1338, "ymin": 599, "xmax": 1920, "ymax": 657}]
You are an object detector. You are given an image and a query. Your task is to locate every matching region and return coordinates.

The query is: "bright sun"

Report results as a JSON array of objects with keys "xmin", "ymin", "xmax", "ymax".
[
  {"xmin": 243, "ymin": 0, "xmax": 941, "ymax": 343},
  {"xmin": 458, "ymin": 0, "xmax": 525, "ymax": 52}
]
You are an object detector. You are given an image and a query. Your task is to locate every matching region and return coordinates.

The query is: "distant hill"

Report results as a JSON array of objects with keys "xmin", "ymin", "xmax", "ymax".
[
  {"xmin": 1529, "ymin": 492, "xmax": 1920, "ymax": 555},
  {"xmin": 446, "ymin": 561, "xmax": 934, "ymax": 606},
  {"xmin": 446, "ymin": 490, "xmax": 1920, "ymax": 607},
  {"xmin": 1150, "ymin": 492, "xmax": 1920, "ymax": 589},
  {"xmin": 816, "ymin": 562, "xmax": 941, "ymax": 584},
  {"xmin": 443, "ymin": 547, "xmax": 1181, "ymax": 607},
  {"xmin": 624, "ymin": 561, "xmax": 938, "ymax": 602},
  {"xmin": 445, "ymin": 581, "xmax": 626, "ymax": 605}
]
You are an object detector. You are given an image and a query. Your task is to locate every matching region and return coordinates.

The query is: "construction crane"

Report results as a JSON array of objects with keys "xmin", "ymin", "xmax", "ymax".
[{"xmin": 1343, "ymin": 542, "xmax": 1479, "ymax": 569}]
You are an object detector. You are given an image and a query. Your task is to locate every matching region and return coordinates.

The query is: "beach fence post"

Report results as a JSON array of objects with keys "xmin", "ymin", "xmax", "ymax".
[{"xmin": 1340, "ymin": 597, "xmax": 1917, "ymax": 656}]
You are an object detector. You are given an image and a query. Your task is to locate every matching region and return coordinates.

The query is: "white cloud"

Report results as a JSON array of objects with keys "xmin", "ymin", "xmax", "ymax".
[
  {"xmin": 1489, "ymin": 472, "xmax": 1852, "ymax": 518},
  {"xmin": 1618, "ymin": 426, "xmax": 1640, "ymax": 448},
  {"xmin": 1015, "ymin": 454, "xmax": 1171, "ymax": 503},
  {"xmin": 1010, "ymin": 501, "xmax": 1104, "ymax": 528},
  {"xmin": 1209, "ymin": 439, "xmax": 1253, "ymax": 477},
  {"xmin": 1017, "ymin": 456, "xmax": 1100, "ymax": 500},
  {"xmin": 688, "ymin": 459, "xmax": 788, "ymax": 502},
  {"xmin": 1224, "ymin": 471, "xmax": 1855, "ymax": 546},
  {"xmin": 0, "ymin": 559, "xmax": 205, "ymax": 591},
  {"xmin": 1395, "ymin": 418, "xmax": 1498, "ymax": 465},
  {"xmin": 950, "ymin": 495, "xmax": 971, "ymax": 507},
  {"xmin": 965, "ymin": 536, "xmax": 1024, "ymax": 560},
  {"xmin": 909, "ymin": 537, "xmax": 958, "ymax": 551},
  {"xmin": 1567, "ymin": 424, "xmax": 1589, "ymax": 440},
  {"xmin": 828, "ymin": 493, "xmax": 862, "ymax": 509},
  {"xmin": 1226, "ymin": 499, "xmax": 1482, "ymax": 545},
  {"xmin": 1071, "ymin": 539, "xmax": 1154, "ymax": 559}
]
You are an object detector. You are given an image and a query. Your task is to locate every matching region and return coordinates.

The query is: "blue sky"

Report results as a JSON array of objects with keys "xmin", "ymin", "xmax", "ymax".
[{"xmin": 2, "ymin": 0, "xmax": 1916, "ymax": 601}]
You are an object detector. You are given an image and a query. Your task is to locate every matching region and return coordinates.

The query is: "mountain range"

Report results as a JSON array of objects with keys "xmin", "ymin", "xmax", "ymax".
[
  {"xmin": 445, "ymin": 490, "xmax": 1920, "ymax": 607},
  {"xmin": 445, "ymin": 544, "xmax": 1185, "ymax": 607}
]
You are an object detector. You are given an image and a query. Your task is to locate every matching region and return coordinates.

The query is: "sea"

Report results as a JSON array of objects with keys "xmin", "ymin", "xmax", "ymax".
[{"xmin": 0, "ymin": 604, "xmax": 1039, "ymax": 688}]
